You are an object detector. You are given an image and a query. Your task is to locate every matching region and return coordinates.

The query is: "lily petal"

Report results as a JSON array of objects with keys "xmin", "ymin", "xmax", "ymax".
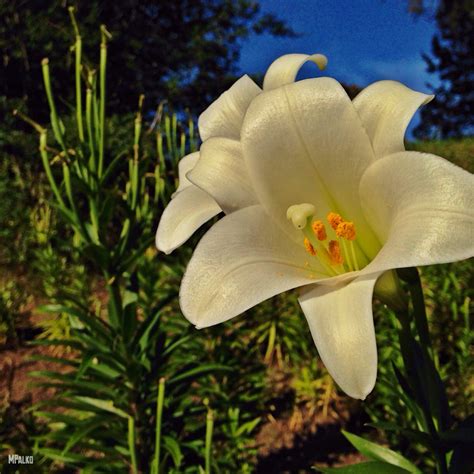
[
  {"xmin": 187, "ymin": 137, "xmax": 258, "ymax": 213},
  {"xmin": 156, "ymin": 186, "xmax": 221, "ymax": 254},
  {"xmin": 353, "ymin": 80, "xmax": 434, "ymax": 158},
  {"xmin": 360, "ymin": 151, "xmax": 474, "ymax": 273},
  {"xmin": 242, "ymin": 77, "xmax": 381, "ymax": 258},
  {"xmin": 173, "ymin": 152, "xmax": 200, "ymax": 196},
  {"xmin": 180, "ymin": 205, "xmax": 327, "ymax": 328},
  {"xmin": 299, "ymin": 273, "xmax": 380, "ymax": 399},
  {"xmin": 198, "ymin": 75, "xmax": 261, "ymax": 142},
  {"xmin": 263, "ymin": 53, "xmax": 328, "ymax": 91}
]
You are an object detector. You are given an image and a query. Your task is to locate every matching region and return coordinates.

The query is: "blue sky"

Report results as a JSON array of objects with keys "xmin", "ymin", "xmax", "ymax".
[{"xmin": 238, "ymin": 0, "xmax": 439, "ymax": 137}]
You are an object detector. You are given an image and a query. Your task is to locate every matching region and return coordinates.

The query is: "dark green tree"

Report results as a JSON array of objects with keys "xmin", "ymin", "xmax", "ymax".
[
  {"xmin": 413, "ymin": 0, "xmax": 474, "ymax": 139},
  {"xmin": 0, "ymin": 0, "xmax": 294, "ymax": 117}
]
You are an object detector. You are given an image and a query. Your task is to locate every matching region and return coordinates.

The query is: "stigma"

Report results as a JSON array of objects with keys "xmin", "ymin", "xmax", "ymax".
[{"xmin": 286, "ymin": 203, "xmax": 316, "ymax": 229}]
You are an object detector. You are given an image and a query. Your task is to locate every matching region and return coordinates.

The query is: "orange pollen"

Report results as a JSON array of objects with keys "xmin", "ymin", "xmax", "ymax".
[
  {"xmin": 328, "ymin": 240, "xmax": 343, "ymax": 265},
  {"xmin": 311, "ymin": 220, "xmax": 327, "ymax": 241},
  {"xmin": 304, "ymin": 238, "xmax": 317, "ymax": 256},
  {"xmin": 336, "ymin": 221, "xmax": 356, "ymax": 240},
  {"xmin": 327, "ymin": 212, "xmax": 343, "ymax": 230}
]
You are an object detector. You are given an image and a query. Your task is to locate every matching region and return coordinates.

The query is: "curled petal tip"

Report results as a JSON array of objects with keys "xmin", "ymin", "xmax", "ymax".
[
  {"xmin": 310, "ymin": 53, "xmax": 328, "ymax": 70},
  {"xmin": 263, "ymin": 52, "xmax": 329, "ymax": 90},
  {"xmin": 425, "ymin": 93, "xmax": 435, "ymax": 104},
  {"xmin": 154, "ymin": 239, "xmax": 173, "ymax": 255},
  {"xmin": 355, "ymin": 382, "xmax": 375, "ymax": 400}
]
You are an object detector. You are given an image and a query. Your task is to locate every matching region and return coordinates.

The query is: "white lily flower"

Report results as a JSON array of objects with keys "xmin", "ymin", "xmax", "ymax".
[
  {"xmin": 156, "ymin": 75, "xmax": 261, "ymax": 253},
  {"xmin": 158, "ymin": 54, "xmax": 474, "ymax": 399}
]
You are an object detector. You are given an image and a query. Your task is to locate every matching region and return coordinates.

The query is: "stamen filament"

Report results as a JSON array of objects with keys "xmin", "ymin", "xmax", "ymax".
[
  {"xmin": 350, "ymin": 241, "xmax": 360, "ymax": 271},
  {"xmin": 288, "ymin": 205, "xmax": 365, "ymax": 277},
  {"xmin": 303, "ymin": 225, "xmax": 341, "ymax": 276},
  {"xmin": 339, "ymin": 238, "xmax": 353, "ymax": 272}
]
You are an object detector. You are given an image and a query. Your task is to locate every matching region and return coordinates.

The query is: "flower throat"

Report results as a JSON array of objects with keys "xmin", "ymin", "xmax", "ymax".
[{"xmin": 287, "ymin": 203, "xmax": 362, "ymax": 276}]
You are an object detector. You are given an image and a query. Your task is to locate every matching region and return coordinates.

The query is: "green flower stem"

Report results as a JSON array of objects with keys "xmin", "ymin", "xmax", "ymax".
[
  {"xmin": 396, "ymin": 268, "xmax": 449, "ymax": 474},
  {"xmin": 127, "ymin": 416, "xmax": 138, "ymax": 474},
  {"xmin": 164, "ymin": 116, "xmax": 173, "ymax": 162},
  {"xmin": 264, "ymin": 321, "xmax": 276, "ymax": 363},
  {"xmin": 205, "ymin": 410, "xmax": 214, "ymax": 474},
  {"xmin": 98, "ymin": 25, "xmax": 111, "ymax": 178},
  {"xmin": 92, "ymin": 73, "xmax": 100, "ymax": 150},
  {"xmin": 156, "ymin": 132, "xmax": 165, "ymax": 172},
  {"xmin": 171, "ymin": 113, "xmax": 178, "ymax": 163},
  {"xmin": 68, "ymin": 6, "xmax": 80, "ymax": 36},
  {"xmin": 61, "ymin": 163, "xmax": 89, "ymax": 243},
  {"xmin": 131, "ymin": 96, "xmax": 144, "ymax": 211},
  {"xmin": 62, "ymin": 163, "xmax": 76, "ymax": 211},
  {"xmin": 155, "ymin": 132, "xmax": 168, "ymax": 203},
  {"xmin": 86, "ymin": 85, "xmax": 97, "ymax": 176},
  {"xmin": 39, "ymin": 132, "xmax": 66, "ymax": 209},
  {"xmin": 152, "ymin": 377, "xmax": 166, "ymax": 474},
  {"xmin": 187, "ymin": 113, "xmax": 197, "ymax": 152},
  {"xmin": 89, "ymin": 198, "xmax": 100, "ymax": 243},
  {"xmin": 75, "ymin": 37, "xmax": 84, "ymax": 142},
  {"xmin": 41, "ymin": 59, "xmax": 69, "ymax": 159},
  {"xmin": 179, "ymin": 132, "xmax": 186, "ymax": 158},
  {"xmin": 405, "ymin": 268, "xmax": 433, "ymax": 352},
  {"xmin": 106, "ymin": 276, "xmax": 123, "ymax": 329},
  {"xmin": 69, "ymin": 7, "xmax": 84, "ymax": 142}
]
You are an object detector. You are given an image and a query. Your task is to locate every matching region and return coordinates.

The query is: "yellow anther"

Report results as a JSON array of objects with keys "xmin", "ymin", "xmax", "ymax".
[
  {"xmin": 304, "ymin": 238, "xmax": 317, "ymax": 256},
  {"xmin": 336, "ymin": 221, "xmax": 356, "ymax": 241},
  {"xmin": 311, "ymin": 220, "xmax": 327, "ymax": 241},
  {"xmin": 327, "ymin": 212, "xmax": 343, "ymax": 231},
  {"xmin": 328, "ymin": 240, "xmax": 343, "ymax": 265},
  {"xmin": 287, "ymin": 203, "xmax": 316, "ymax": 230}
]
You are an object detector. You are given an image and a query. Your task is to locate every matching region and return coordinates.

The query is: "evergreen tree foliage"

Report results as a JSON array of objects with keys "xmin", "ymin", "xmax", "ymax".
[
  {"xmin": 413, "ymin": 0, "xmax": 474, "ymax": 139},
  {"xmin": 0, "ymin": 0, "xmax": 294, "ymax": 117}
]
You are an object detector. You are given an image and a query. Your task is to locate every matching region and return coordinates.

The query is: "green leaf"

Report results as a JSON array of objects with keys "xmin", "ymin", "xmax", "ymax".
[
  {"xmin": 236, "ymin": 417, "xmax": 261, "ymax": 437},
  {"xmin": 317, "ymin": 462, "xmax": 411, "ymax": 473},
  {"xmin": 34, "ymin": 411, "xmax": 84, "ymax": 426},
  {"xmin": 442, "ymin": 414, "xmax": 474, "ymax": 445},
  {"xmin": 342, "ymin": 431, "xmax": 421, "ymax": 473},
  {"xmin": 163, "ymin": 435, "xmax": 183, "ymax": 467},
  {"xmin": 38, "ymin": 303, "xmax": 113, "ymax": 343},
  {"xmin": 61, "ymin": 417, "xmax": 106, "ymax": 455},
  {"xmin": 440, "ymin": 428, "xmax": 474, "ymax": 444},
  {"xmin": 168, "ymin": 364, "xmax": 232, "ymax": 385},
  {"xmin": 75, "ymin": 397, "xmax": 129, "ymax": 418},
  {"xmin": 131, "ymin": 294, "xmax": 176, "ymax": 351},
  {"xmin": 161, "ymin": 334, "xmax": 192, "ymax": 358},
  {"xmin": 38, "ymin": 447, "xmax": 90, "ymax": 464},
  {"xmin": 449, "ymin": 444, "xmax": 474, "ymax": 474},
  {"xmin": 117, "ymin": 235, "xmax": 155, "ymax": 272},
  {"xmin": 318, "ymin": 461, "xmax": 414, "ymax": 473},
  {"xmin": 100, "ymin": 150, "xmax": 128, "ymax": 186},
  {"xmin": 366, "ymin": 422, "xmax": 442, "ymax": 450}
]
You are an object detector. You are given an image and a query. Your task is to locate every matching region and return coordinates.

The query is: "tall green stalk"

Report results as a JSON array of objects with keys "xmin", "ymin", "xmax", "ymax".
[
  {"xmin": 41, "ymin": 59, "xmax": 69, "ymax": 159},
  {"xmin": 98, "ymin": 25, "xmax": 111, "ymax": 178},
  {"xmin": 69, "ymin": 7, "xmax": 84, "ymax": 142},
  {"xmin": 396, "ymin": 268, "xmax": 450, "ymax": 474},
  {"xmin": 128, "ymin": 416, "xmax": 138, "ymax": 474},
  {"xmin": 205, "ymin": 410, "xmax": 214, "ymax": 474},
  {"xmin": 152, "ymin": 377, "xmax": 166, "ymax": 474}
]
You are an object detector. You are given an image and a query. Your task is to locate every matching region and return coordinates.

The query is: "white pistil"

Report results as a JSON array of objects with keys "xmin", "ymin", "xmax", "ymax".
[{"xmin": 286, "ymin": 203, "xmax": 316, "ymax": 229}]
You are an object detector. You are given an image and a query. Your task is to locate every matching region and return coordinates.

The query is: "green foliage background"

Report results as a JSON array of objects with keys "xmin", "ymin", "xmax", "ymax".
[{"xmin": 0, "ymin": 3, "xmax": 472, "ymax": 473}]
